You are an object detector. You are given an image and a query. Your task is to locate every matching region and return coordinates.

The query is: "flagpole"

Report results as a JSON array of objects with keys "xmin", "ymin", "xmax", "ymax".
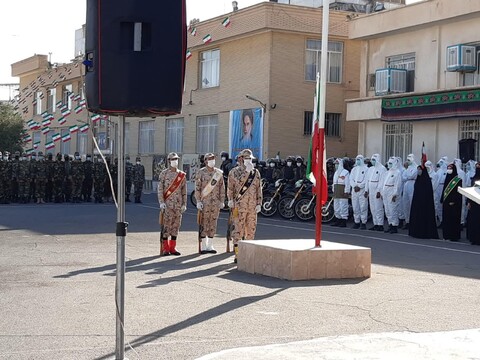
[{"xmin": 315, "ymin": 0, "xmax": 330, "ymax": 247}]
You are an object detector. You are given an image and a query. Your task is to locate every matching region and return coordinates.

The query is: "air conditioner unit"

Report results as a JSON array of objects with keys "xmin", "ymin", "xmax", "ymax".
[
  {"xmin": 375, "ymin": 68, "xmax": 407, "ymax": 96},
  {"xmin": 446, "ymin": 45, "xmax": 477, "ymax": 72}
]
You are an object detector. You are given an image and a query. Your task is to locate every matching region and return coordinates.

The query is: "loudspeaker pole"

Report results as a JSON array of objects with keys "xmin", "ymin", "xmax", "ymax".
[{"xmin": 115, "ymin": 115, "xmax": 127, "ymax": 359}]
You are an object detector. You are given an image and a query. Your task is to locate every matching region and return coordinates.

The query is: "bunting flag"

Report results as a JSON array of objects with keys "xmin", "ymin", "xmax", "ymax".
[
  {"xmin": 33, "ymin": 141, "xmax": 41, "ymax": 149},
  {"xmin": 23, "ymin": 135, "xmax": 32, "ymax": 143},
  {"xmin": 79, "ymin": 124, "xmax": 89, "ymax": 133},
  {"xmin": 69, "ymin": 125, "xmax": 79, "ymax": 133},
  {"xmin": 26, "ymin": 119, "xmax": 35, "ymax": 127},
  {"xmin": 41, "ymin": 127, "xmax": 50, "ymax": 135},
  {"xmin": 202, "ymin": 34, "xmax": 212, "ymax": 44},
  {"xmin": 39, "ymin": 92, "xmax": 45, "ymax": 99},
  {"xmin": 91, "ymin": 114, "xmax": 101, "ymax": 122},
  {"xmin": 32, "ymin": 99, "xmax": 37, "ymax": 106},
  {"xmin": 52, "ymin": 133, "xmax": 61, "ymax": 142},
  {"xmin": 74, "ymin": 94, "xmax": 81, "ymax": 101},
  {"xmin": 62, "ymin": 133, "xmax": 71, "ymax": 142},
  {"xmin": 222, "ymin": 17, "xmax": 231, "ymax": 27},
  {"xmin": 186, "ymin": 49, "xmax": 192, "ymax": 60},
  {"xmin": 79, "ymin": 99, "xmax": 86, "ymax": 107},
  {"xmin": 26, "ymin": 148, "xmax": 34, "ymax": 155},
  {"xmin": 74, "ymin": 105, "xmax": 83, "ymax": 114},
  {"xmin": 306, "ymin": 72, "xmax": 328, "ymax": 206},
  {"xmin": 28, "ymin": 121, "xmax": 38, "ymax": 130},
  {"xmin": 58, "ymin": 117, "xmax": 67, "ymax": 125},
  {"xmin": 61, "ymin": 109, "xmax": 71, "ymax": 117},
  {"xmin": 41, "ymin": 111, "xmax": 48, "ymax": 118},
  {"xmin": 60, "ymin": 104, "xmax": 68, "ymax": 111},
  {"xmin": 41, "ymin": 119, "xmax": 51, "ymax": 127},
  {"xmin": 56, "ymin": 100, "xmax": 63, "ymax": 107},
  {"xmin": 421, "ymin": 142, "xmax": 427, "ymax": 167},
  {"xmin": 190, "ymin": 27, "xmax": 197, "ymax": 36},
  {"xmin": 52, "ymin": 80, "xmax": 58, "ymax": 87},
  {"xmin": 45, "ymin": 141, "xmax": 55, "ymax": 150},
  {"xmin": 69, "ymin": 93, "xmax": 75, "ymax": 100}
]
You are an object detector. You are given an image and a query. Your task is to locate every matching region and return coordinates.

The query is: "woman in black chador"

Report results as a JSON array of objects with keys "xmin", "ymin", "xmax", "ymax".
[
  {"xmin": 409, "ymin": 165, "xmax": 439, "ymax": 239},
  {"xmin": 466, "ymin": 162, "xmax": 480, "ymax": 245},
  {"xmin": 440, "ymin": 163, "xmax": 463, "ymax": 241}
]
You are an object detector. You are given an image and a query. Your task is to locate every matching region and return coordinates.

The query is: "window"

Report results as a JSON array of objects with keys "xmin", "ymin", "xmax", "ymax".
[
  {"xmin": 77, "ymin": 132, "xmax": 88, "ymax": 155},
  {"xmin": 459, "ymin": 119, "xmax": 480, "ymax": 161},
  {"xmin": 45, "ymin": 132, "xmax": 55, "ymax": 153},
  {"xmin": 47, "ymin": 88, "xmax": 56, "ymax": 113},
  {"xmin": 384, "ymin": 122, "xmax": 413, "ymax": 162},
  {"xmin": 166, "ymin": 118, "xmax": 184, "ymax": 153},
  {"xmin": 63, "ymin": 84, "xmax": 72, "ymax": 109},
  {"xmin": 138, "ymin": 121, "xmax": 155, "ymax": 154},
  {"xmin": 386, "ymin": 53, "xmax": 415, "ymax": 92},
  {"xmin": 61, "ymin": 128, "xmax": 71, "ymax": 155},
  {"xmin": 35, "ymin": 91, "xmax": 42, "ymax": 115},
  {"xmin": 462, "ymin": 49, "xmax": 480, "ymax": 86},
  {"xmin": 200, "ymin": 49, "xmax": 220, "ymax": 88},
  {"xmin": 305, "ymin": 40, "xmax": 343, "ymax": 83},
  {"xmin": 196, "ymin": 115, "xmax": 218, "ymax": 153},
  {"xmin": 303, "ymin": 112, "xmax": 340, "ymax": 137},
  {"xmin": 33, "ymin": 131, "xmax": 41, "ymax": 147}
]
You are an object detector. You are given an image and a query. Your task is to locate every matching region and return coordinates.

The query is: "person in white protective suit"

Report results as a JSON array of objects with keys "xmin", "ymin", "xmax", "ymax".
[
  {"xmin": 350, "ymin": 154, "xmax": 369, "ymax": 229},
  {"xmin": 331, "ymin": 158, "xmax": 350, "ymax": 228},
  {"xmin": 453, "ymin": 158, "xmax": 467, "ymax": 226},
  {"xmin": 434, "ymin": 157, "xmax": 448, "ymax": 226},
  {"xmin": 366, "ymin": 154, "xmax": 387, "ymax": 231},
  {"xmin": 396, "ymin": 157, "xmax": 406, "ymax": 228},
  {"xmin": 425, "ymin": 160, "xmax": 440, "ymax": 204},
  {"xmin": 401, "ymin": 153, "xmax": 418, "ymax": 230},
  {"xmin": 381, "ymin": 157, "xmax": 403, "ymax": 234},
  {"xmin": 465, "ymin": 159, "xmax": 477, "ymax": 187}
]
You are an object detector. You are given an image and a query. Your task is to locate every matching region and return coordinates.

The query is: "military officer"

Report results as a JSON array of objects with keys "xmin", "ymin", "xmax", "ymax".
[
  {"xmin": 71, "ymin": 152, "xmax": 85, "ymax": 203},
  {"xmin": 133, "ymin": 157, "xmax": 145, "ymax": 203},
  {"xmin": 158, "ymin": 152, "xmax": 187, "ymax": 256},
  {"xmin": 227, "ymin": 149, "xmax": 263, "ymax": 263},
  {"xmin": 195, "ymin": 153, "xmax": 225, "ymax": 254}
]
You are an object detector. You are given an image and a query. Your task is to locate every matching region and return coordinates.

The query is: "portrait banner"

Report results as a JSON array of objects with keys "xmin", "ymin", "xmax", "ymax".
[{"xmin": 229, "ymin": 107, "xmax": 263, "ymax": 162}]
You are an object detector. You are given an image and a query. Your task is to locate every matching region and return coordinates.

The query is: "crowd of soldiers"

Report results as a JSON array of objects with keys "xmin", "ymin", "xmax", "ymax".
[{"xmin": 0, "ymin": 150, "xmax": 145, "ymax": 205}]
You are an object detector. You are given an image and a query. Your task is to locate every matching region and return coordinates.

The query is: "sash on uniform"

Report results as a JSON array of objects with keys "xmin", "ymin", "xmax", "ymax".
[
  {"xmin": 235, "ymin": 170, "xmax": 256, "ymax": 202},
  {"xmin": 201, "ymin": 169, "xmax": 222, "ymax": 199},
  {"xmin": 163, "ymin": 171, "xmax": 186, "ymax": 201},
  {"xmin": 443, "ymin": 176, "xmax": 460, "ymax": 200}
]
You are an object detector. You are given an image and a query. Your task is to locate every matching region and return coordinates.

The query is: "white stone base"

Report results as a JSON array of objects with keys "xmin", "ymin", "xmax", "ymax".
[{"xmin": 237, "ymin": 239, "xmax": 371, "ymax": 280}]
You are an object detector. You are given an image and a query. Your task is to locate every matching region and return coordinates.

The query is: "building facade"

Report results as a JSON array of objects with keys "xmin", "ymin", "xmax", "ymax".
[{"xmin": 346, "ymin": 0, "xmax": 480, "ymax": 164}]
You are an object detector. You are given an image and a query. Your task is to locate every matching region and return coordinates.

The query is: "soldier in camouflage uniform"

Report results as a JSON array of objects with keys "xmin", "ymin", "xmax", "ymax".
[
  {"xmin": 112, "ymin": 158, "xmax": 118, "ymax": 200},
  {"xmin": 29, "ymin": 152, "xmax": 37, "ymax": 202},
  {"xmin": 0, "ymin": 152, "xmax": 8, "ymax": 204},
  {"xmin": 64, "ymin": 154, "xmax": 73, "ymax": 202},
  {"xmin": 45, "ymin": 153, "xmax": 54, "ymax": 202},
  {"xmin": 82, "ymin": 154, "xmax": 94, "ymax": 202},
  {"xmin": 133, "ymin": 157, "xmax": 145, "ymax": 203},
  {"xmin": 93, "ymin": 157, "xmax": 106, "ymax": 203},
  {"xmin": 52, "ymin": 153, "xmax": 66, "ymax": 203},
  {"xmin": 71, "ymin": 152, "xmax": 85, "ymax": 203},
  {"xmin": 33, "ymin": 151, "xmax": 48, "ymax": 204},
  {"xmin": 125, "ymin": 155, "xmax": 134, "ymax": 202},
  {"xmin": 18, "ymin": 153, "xmax": 32, "ymax": 204},
  {"xmin": 3, "ymin": 152, "xmax": 12, "ymax": 203},
  {"xmin": 158, "ymin": 152, "xmax": 187, "ymax": 256},
  {"xmin": 103, "ymin": 157, "xmax": 112, "ymax": 202},
  {"xmin": 10, "ymin": 151, "xmax": 21, "ymax": 203},
  {"xmin": 195, "ymin": 153, "xmax": 225, "ymax": 254},
  {"xmin": 227, "ymin": 149, "xmax": 263, "ymax": 263}
]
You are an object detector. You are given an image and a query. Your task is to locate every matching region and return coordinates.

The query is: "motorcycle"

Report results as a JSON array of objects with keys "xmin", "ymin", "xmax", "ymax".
[
  {"xmin": 277, "ymin": 179, "xmax": 309, "ymax": 219},
  {"xmin": 260, "ymin": 179, "xmax": 286, "ymax": 217}
]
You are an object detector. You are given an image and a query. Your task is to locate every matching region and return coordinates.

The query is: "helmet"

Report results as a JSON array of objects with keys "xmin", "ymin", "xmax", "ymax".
[
  {"xmin": 74, "ymin": 151, "xmax": 80, "ymax": 157},
  {"xmin": 47, "ymin": 152, "xmax": 53, "ymax": 160},
  {"xmin": 136, "ymin": 157, "xmax": 141, "ymax": 162},
  {"xmin": 56, "ymin": 153, "xmax": 62, "ymax": 160},
  {"xmin": 125, "ymin": 155, "xmax": 130, "ymax": 161},
  {"xmin": 295, "ymin": 156, "xmax": 304, "ymax": 164},
  {"xmin": 38, "ymin": 151, "xmax": 43, "ymax": 156},
  {"xmin": 220, "ymin": 151, "xmax": 229, "ymax": 160},
  {"xmin": 64, "ymin": 154, "xmax": 69, "ymax": 161}
]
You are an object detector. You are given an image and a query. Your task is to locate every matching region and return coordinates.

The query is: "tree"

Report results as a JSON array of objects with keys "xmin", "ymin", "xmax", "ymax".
[{"xmin": 0, "ymin": 103, "xmax": 24, "ymax": 153}]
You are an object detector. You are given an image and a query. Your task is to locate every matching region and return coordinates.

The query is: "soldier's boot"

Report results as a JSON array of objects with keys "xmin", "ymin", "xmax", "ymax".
[
  {"xmin": 169, "ymin": 239, "xmax": 181, "ymax": 256},
  {"xmin": 200, "ymin": 237, "xmax": 208, "ymax": 254},
  {"xmin": 330, "ymin": 218, "xmax": 340, "ymax": 227},
  {"xmin": 205, "ymin": 237, "xmax": 217, "ymax": 254},
  {"xmin": 233, "ymin": 244, "xmax": 239, "ymax": 264},
  {"xmin": 338, "ymin": 219, "xmax": 347, "ymax": 228},
  {"xmin": 390, "ymin": 225, "xmax": 398, "ymax": 234},
  {"xmin": 384, "ymin": 224, "xmax": 391, "ymax": 233},
  {"xmin": 161, "ymin": 239, "xmax": 170, "ymax": 256},
  {"xmin": 40, "ymin": 198, "xmax": 45, "ymax": 204},
  {"xmin": 134, "ymin": 196, "xmax": 140, "ymax": 203},
  {"xmin": 36, "ymin": 198, "xmax": 41, "ymax": 204}
]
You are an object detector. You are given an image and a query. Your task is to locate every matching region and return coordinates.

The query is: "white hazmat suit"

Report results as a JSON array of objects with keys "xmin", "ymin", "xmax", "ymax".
[
  {"xmin": 382, "ymin": 157, "xmax": 403, "ymax": 233},
  {"xmin": 402, "ymin": 153, "xmax": 418, "ymax": 228},
  {"xmin": 366, "ymin": 154, "xmax": 387, "ymax": 231},
  {"xmin": 350, "ymin": 155, "xmax": 369, "ymax": 228}
]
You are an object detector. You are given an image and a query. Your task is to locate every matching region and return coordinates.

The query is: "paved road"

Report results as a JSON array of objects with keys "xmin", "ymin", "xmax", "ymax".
[{"xmin": 0, "ymin": 193, "xmax": 479, "ymax": 359}]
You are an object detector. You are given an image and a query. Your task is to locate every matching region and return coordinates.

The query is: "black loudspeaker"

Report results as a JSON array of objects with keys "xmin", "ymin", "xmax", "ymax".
[
  {"xmin": 459, "ymin": 138, "xmax": 477, "ymax": 164},
  {"xmin": 85, "ymin": 0, "xmax": 186, "ymax": 117}
]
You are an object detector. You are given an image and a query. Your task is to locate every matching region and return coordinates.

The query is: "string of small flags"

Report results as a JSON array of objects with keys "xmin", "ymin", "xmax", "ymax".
[{"xmin": 185, "ymin": 16, "xmax": 232, "ymax": 61}]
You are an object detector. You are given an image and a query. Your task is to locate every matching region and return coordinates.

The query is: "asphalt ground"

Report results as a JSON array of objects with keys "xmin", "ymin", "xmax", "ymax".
[{"xmin": 0, "ymin": 193, "xmax": 479, "ymax": 359}]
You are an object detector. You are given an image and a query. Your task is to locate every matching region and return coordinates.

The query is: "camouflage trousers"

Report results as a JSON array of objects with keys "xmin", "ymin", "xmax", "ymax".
[
  {"xmin": 160, "ymin": 207, "xmax": 183, "ymax": 237},
  {"xmin": 53, "ymin": 179, "xmax": 64, "ymax": 202},
  {"xmin": 72, "ymin": 178, "xmax": 83, "ymax": 199},
  {"xmin": 94, "ymin": 179, "xmax": 104, "ymax": 200},
  {"xmin": 199, "ymin": 204, "xmax": 220, "ymax": 238},
  {"xmin": 17, "ymin": 180, "xmax": 30, "ymax": 202},
  {"xmin": 231, "ymin": 207, "xmax": 258, "ymax": 244},
  {"xmin": 134, "ymin": 181, "xmax": 144, "ymax": 198},
  {"xmin": 35, "ymin": 178, "xmax": 47, "ymax": 199}
]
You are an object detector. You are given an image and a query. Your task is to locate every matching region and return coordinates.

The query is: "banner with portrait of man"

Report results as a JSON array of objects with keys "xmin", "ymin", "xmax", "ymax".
[{"xmin": 229, "ymin": 107, "xmax": 263, "ymax": 161}]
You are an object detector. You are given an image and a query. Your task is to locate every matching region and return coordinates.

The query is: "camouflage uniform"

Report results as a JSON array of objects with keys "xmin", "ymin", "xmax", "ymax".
[
  {"xmin": 45, "ymin": 154, "xmax": 55, "ymax": 202},
  {"xmin": 17, "ymin": 157, "xmax": 31, "ymax": 203},
  {"xmin": 33, "ymin": 152, "xmax": 48, "ymax": 203},
  {"xmin": 112, "ymin": 159, "xmax": 118, "ymax": 200},
  {"xmin": 0, "ymin": 155, "xmax": 8, "ymax": 204},
  {"xmin": 133, "ymin": 158, "xmax": 145, "ymax": 203},
  {"xmin": 93, "ymin": 159, "xmax": 106, "ymax": 203},
  {"xmin": 195, "ymin": 154, "xmax": 225, "ymax": 253},
  {"xmin": 64, "ymin": 155, "xmax": 73, "ymax": 202},
  {"xmin": 53, "ymin": 154, "xmax": 66, "ymax": 203},
  {"xmin": 70, "ymin": 153, "xmax": 85, "ymax": 203},
  {"xmin": 10, "ymin": 154, "xmax": 20, "ymax": 202},
  {"xmin": 227, "ymin": 150, "xmax": 263, "ymax": 246},
  {"xmin": 125, "ymin": 157, "xmax": 134, "ymax": 202},
  {"xmin": 29, "ymin": 156, "xmax": 36, "ymax": 202},
  {"xmin": 82, "ymin": 156, "xmax": 94, "ymax": 201}
]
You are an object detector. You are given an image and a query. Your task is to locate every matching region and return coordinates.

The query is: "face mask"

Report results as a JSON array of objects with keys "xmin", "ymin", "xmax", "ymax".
[
  {"xmin": 221, "ymin": 157, "xmax": 226, "ymax": 162},
  {"xmin": 287, "ymin": 161, "xmax": 292, "ymax": 167},
  {"xmin": 136, "ymin": 161, "xmax": 140, "ymax": 165},
  {"xmin": 407, "ymin": 159, "xmax": 412, "ymax": 165},
  {"xmin": 170, "ymin": 160, "xmax": 178, "ymax": 168},
  {"xmin": 388, "ymin": 162, "xmax": 393, "ymax": 169},
  {"xmin": 87, "ymin": 157, "xmax": 91, "ymax": 161},
  {"xmin": 244, "ymin": 159, "xmax": 254, "ymax": 171},
  {"xmin": 447, "ymin": 169, "xmax": 453, "ymax": 174},
  {"xmin": 38, "ymin": 156, "xmax": 44, "ymax": 161},
  {"xmin": 269, "ymin": 163, "xmax": 275, "ymax": 168},
  {"xmin": 3, "ymin": 157, "xmax": 7, "ymax": 161},
  {"xmin": 334, "ymin": 164, "xmax": 339, "ymax": 170},
  {"xmin": 356, "ymin": 159, "xmax": 362, "ymax": 166},
  {"xmin": 32, "ymin": 157, "xmax": 36, "ymax": 160},
  {"xmin": 75, "ymin": 156, "xmax": 80, "ymax": 160},
  {"xmin": 296, "ymin": 162, "xmax": 302, "ymax": 167},
  {"xmin": 417, "ymin": 170, "xmax": 422, "ymax": 176},
  {"xmin": 371, "ymin": 159, "xmax": 376, "ymax": 165},
  {"xmin": 207, "ymin": 160, "xmax": 215, "ymax": 168}
]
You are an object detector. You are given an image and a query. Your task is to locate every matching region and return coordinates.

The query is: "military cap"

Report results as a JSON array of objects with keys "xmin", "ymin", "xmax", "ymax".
[
  {"xmin": 204, "ymin": 152, "xmax": 215, "ymax": 160},
  {"xmin": 167, "ymin": 152, "xmax": 179, "ymax": 160},
  {"xmin": 239, "ymin": 149, "xmax": 254, "ymax": 159}
]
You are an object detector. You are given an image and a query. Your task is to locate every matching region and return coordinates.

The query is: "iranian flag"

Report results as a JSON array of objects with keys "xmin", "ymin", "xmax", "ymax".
[
  {"xmin": 79, "ymin": 99, "xmax": 86, "ymax": 107},
  {"xmin": 33, "ymin": 141, "xmax": 40, "ymax": 149},
  {"xmin": 41, "ymin": 127, "xmax": 50, "ymax": 135},
  {"xmin": 74, "ymin": 105, "xmax": 83, "ymax": 114},
  {"xmin": 24, "ymin": 135, "xmax": 32, "ymax": 143},
  {"xmin": 62, "ymin": 109, "xmax": 71, "ymax": 117},
  {"xmin": 186, "ymin": 49, "xmax": 192, "ymax": 60},
  {"xmin": 91, "ymin": 114, "xmax": 101, "ymax": 123},
  {"xmin": 26, "ymin": 148, "xmax": 34, "ymax": 155},
  {"xmin": 306, "ymin": 72, "xmax": 328, "ymax": 206},
  {"xmin": 74, "ymin": 94, "xmax": 81, "ymax": 101},
  {"xmin": 62, "ymin": 133, "xmax": 71, "ymax": 142},
  {"xmin": 45, "ymin": 141, "xmax": 55, "ymax": 150},
  {"xmin": 421, "ymin": 142, "xmax": 427, "ymax": 167},
  {"xmin": 222, "ymin": 17, "xmax": 231, "ymax": 27},
  {"xmin": 202, "ymin": 34, "xmax": 212, "ymax": 44},
  {"xmin": 58, "ymin": 117, "xmax": 67, "ymax": 125},
  {"xmin": 56, "ymin": 100, "xmax": 63, "ymax": 107},
  {"xmin": 79, "ymin": 124, "xmax": 89, "ymax": 133},
  {"xmin": 190, "ymin": 27, "xmax": 197, "ymax": 36},
  {"xmin": 69, "ymin": 125, "xmax": 79, "ymax": 133},
  {"xmin": 41, "ymin": 119, "xmax": 51, "ymax": 127},
  {"xmin": 52, "ymin": 133, "xmax": 61, "ymax": 142}
]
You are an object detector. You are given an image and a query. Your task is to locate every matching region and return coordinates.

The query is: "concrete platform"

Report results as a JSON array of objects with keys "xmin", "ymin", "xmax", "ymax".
[{"xmin": 237, "ymin": 239, "xmax": 371, "ymax": 280}]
